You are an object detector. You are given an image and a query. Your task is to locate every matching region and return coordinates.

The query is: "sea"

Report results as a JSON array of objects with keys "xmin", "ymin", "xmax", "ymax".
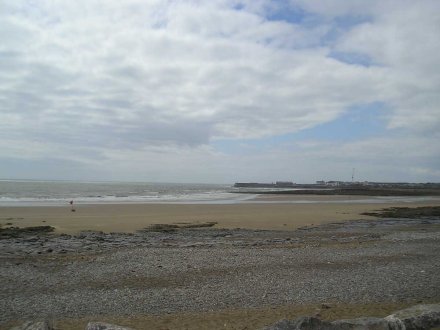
[
  {"xmin": 0, "ymin": 180, "xmax": 251, "ymax": 206},
  {"xmin": 0, "ymin": 180, "xmax": 437, "ymax": 206}
]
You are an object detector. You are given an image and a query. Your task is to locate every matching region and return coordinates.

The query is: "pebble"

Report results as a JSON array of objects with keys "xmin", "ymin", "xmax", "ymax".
[{"xmin": 1, "ymin": 217, "xmax": 439, "ymax": 325}]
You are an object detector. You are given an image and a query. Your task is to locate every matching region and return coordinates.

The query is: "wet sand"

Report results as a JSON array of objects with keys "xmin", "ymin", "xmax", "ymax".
[{"xmin": 1, "ymin": 195, "xmax": 440, "ymax": 234}]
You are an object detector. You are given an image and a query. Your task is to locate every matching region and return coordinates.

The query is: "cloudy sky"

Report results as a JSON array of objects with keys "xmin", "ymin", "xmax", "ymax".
[{"xmin": 1, "ymin": 0, "xmax": 439, "ymax": 183}]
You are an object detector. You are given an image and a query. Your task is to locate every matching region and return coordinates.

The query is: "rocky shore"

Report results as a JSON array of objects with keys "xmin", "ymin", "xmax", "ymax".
[{"xmin": 1, "ymin": 207, "xmax": 440, "ymax": 329}]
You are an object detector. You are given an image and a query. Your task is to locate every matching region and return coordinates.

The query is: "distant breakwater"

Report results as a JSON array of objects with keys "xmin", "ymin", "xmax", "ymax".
[{"xmin": 235, "ymin": 187, "xmax": 440, "ymax": 196}]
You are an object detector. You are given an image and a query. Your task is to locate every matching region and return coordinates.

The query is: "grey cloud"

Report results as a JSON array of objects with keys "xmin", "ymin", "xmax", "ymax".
[
  {"xmin": 0, "ymin": 51, "xmax": 25, "ymax": 74},
  {"xmin": 0, "ymin": 156, "xmax": 104, "ymax": 181}
]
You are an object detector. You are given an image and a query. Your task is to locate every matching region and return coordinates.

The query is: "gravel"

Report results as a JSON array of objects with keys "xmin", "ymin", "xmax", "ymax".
[{"xmin": 1, "ymin": 217, "xmax": 439, "ymax": 325}]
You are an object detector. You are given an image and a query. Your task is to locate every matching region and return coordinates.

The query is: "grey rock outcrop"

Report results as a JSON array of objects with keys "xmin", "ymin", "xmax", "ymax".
[
  {"xmin": 385, "ymin": 304, "xmax": 440, "ymax": 330},
  {"xmin": 85, "ymin": 322, "xmax": 134, "ymax": 330},
  {"xmin": 265, "ymin": 304, "xmax": 440, "ymax": 330},
  {"xmin": 10, "ymin": 320, "xmax": 53, "ymax": 330}
]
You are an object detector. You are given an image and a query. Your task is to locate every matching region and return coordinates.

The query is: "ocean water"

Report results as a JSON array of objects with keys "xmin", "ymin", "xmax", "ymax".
[
  {"xmin": 0, "ymin": 180, "xmax": 250, "ymax": 206},
  {"xmin": 1, "ymin": 180, "xmax": 437, "ymax": 206}
]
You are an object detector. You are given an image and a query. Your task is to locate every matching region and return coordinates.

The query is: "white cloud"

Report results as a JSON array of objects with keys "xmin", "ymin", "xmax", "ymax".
[
  {"xmin": 0, "ymin": 0, "xmax": 382, "ymax": 142},
  {"xmin": 334, "ymin": 1, "xmax": 440, "ymax": 132},
  {"xmin": 0, "ymin": 0, "xmax": 439, "ymax": 182}
]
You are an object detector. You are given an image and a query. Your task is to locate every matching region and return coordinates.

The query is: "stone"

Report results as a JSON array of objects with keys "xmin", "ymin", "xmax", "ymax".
[
  {"xmin": 265, "ymin": 317, "xmax": 334, "ymax": 330},
  {"xmin": 10, "ymin": 320, "xmax": 53, "ymax": 330},
  {"xmin": 265, "ymin": 304, "xmax": 440, "ymax": 330},
  {"xmin": 265, "ymin": 316, "xmax": 392, "ymax": 330},
  {"xmin": 385, "ymin": 304, "xmax": 440, "ymax": 330},
  {"xmin": 85, "ymin": 322, "xmax": 134, "ymax": 330},
  {"xmin": 332, "ymin": 317, "xmax": 394, "ymax": 329}
]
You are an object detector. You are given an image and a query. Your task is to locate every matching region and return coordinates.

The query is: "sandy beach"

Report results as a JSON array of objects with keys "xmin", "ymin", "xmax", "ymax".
[
  {"xmin": 2, "ymin": 196, "xmax": 440, "ymax": 329},
  {"xmin": 1, "ymin": 195, "xmax": 440, "ymax": 234},
  {"xmin": 2, "ymin": 204, "xmax": 440, "ymax": 329}
]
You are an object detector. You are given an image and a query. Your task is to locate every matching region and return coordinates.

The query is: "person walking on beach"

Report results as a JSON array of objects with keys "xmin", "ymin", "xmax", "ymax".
[{"xmin": 69, "ymin": 200, "xmax": 76, "ymax": 212}]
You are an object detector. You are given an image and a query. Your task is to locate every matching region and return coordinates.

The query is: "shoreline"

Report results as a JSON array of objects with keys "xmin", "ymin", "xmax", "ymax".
[
  {"xmin": 1, "ymin": 193, "xmax": 440, "ymax": 208},
  {"xmin": 1, "ymin": 197, "xmax": 440, "ymax": 234}
]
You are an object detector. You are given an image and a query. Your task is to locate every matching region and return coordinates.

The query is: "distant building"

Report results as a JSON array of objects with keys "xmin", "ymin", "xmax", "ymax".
[
  {"xmin": 316, "ymin": 180, "xmax": 326, "ymax": 185},
  {"xmin": 327, "ymin": 181, "xmax": 342, "ymax": 186}
]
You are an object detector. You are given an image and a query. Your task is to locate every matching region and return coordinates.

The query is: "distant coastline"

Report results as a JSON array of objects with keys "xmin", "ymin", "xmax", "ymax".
[{"xmin": 233, "ymin": 181, "xmax": 440, "ymax": 196}]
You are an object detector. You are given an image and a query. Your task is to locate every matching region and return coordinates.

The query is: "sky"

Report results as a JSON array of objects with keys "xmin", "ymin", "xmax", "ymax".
[{"xmin": 0, "ymin": 0, "xmax": 439, "ymax": 184}]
